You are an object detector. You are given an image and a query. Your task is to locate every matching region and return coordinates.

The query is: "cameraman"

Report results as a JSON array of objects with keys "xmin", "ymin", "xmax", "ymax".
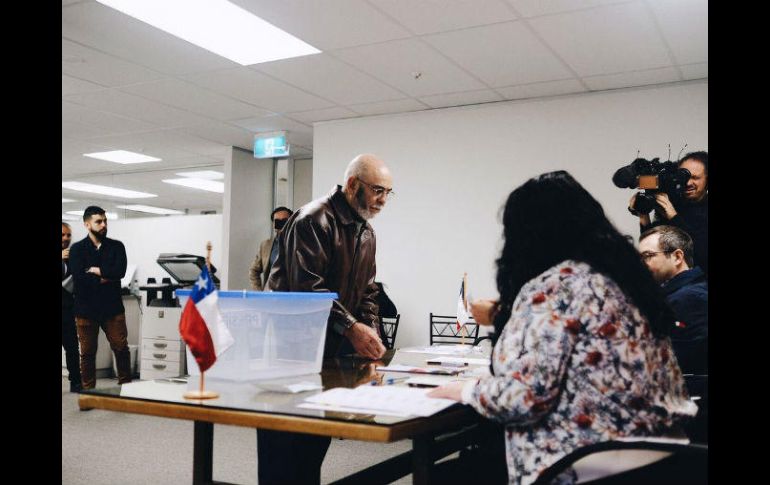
[{"xmin": 630, "ymin": 151, "xmax": 708, "ymax": 274}]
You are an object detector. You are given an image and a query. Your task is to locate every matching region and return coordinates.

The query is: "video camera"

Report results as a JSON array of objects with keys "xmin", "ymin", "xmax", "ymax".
[{"xmin": 612, "ymin": 157, "xmax": 691, "ymax": 215}]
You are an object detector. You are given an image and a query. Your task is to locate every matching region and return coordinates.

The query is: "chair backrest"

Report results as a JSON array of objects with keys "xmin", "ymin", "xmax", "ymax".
[
  {"xmin": 379, "ymin": 314, "xmax": 400, "ymax": 350},
  {"xmin": 533, "ymin": 440, "xmax": 708, "ymax": 484},
  {"xmin": 429, "ymin": 313, "xmax": 480, "ymax": 345}
]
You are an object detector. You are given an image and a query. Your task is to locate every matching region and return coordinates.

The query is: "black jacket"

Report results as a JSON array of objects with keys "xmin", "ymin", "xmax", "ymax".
[{"xmin": 663, "ymin": 267, "xmax": 708, "ymax": 374}]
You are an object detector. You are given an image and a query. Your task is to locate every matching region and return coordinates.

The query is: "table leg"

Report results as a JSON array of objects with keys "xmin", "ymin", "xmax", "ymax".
[
  {"xmin": 193, "ymin": 421, "xmax": 214, "ymax": 485},
  {"xmin": 412, "ymin": 435, "xmax": 434, "ymax": 485}
]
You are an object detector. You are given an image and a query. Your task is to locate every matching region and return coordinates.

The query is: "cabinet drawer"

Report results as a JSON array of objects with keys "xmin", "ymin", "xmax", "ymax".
[
  {"xmin": 143, "ymin": 339, "xmax": 182, "ymax": 353},
  {"xmin": 141, "ymin": 308, "xmax": 183, "ymax": 340},
  {"xmin": 140, "ymin": 368, "xmax": 182, "ymax": 381},
  {"xmin": 141, "ymin": 359, "xmax": 183, "ymax": 374}
]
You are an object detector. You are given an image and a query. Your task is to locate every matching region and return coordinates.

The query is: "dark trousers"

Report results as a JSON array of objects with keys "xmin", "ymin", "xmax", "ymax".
[
  {"xmin": 62, "ymin": 306, "xmax": 81, "ymax": 385},
  {"xmin": 257, "ymin": 429, "xmax": 331, "ymax": 485},
  {"xmin": 76, "ymin": 314, "xmax": 132, "ymax": 389}
]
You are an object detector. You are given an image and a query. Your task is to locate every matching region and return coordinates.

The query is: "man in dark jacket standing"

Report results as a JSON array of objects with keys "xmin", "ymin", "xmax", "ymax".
[
  {"xmin": 69, "ymin": 206, "xmax": 132, "ymax": 389},
  {"xmin": 258, "ymin": 153, "xmax": 393, "ymax": 484},
  {"xmin": 62, "ymin": 222, "xmax": 82, "ymax": 392},
  {"xmin": 639, "ymin": 225, "xmax": 708, "ymax": 374}
]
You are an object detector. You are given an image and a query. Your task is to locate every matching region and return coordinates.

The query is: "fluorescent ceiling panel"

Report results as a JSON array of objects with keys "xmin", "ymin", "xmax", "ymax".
[
  {"xmin": 62, "ymin": 198, "xmax": 77, "ymax": 203},
  {"xmin": 66, "ymin": 210, "xmax": 119, "ymax": 219},
  {"xmin": 62, "ymin": 214, "xmax": 80, "ymax": 221},
  {"xmin": 175, "ymin": 170, "xmax": 224, "ymax": 180},
  {"xmin": 62, "ymin": 181, "xmax": 158, "ymax": 199},
  {"xmin": 117, "ymin": 204, "xmax": 185, "ymax": 215},
  {"xmin": 96, "ymin": 0, "xmax": 321, "ymax": 65},
  {"xmin": 162, "ymin": 178, "xmax": 225, "ymax": 193},
  {"xmin": 83, "ymin": 150, "xmax": 162, "ymax": 164}
]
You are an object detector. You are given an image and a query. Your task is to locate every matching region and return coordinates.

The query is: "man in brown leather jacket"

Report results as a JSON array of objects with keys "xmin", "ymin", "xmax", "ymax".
[{"xmin": 258, "ymin": 153, "xmax": 393, "ymax": 485}]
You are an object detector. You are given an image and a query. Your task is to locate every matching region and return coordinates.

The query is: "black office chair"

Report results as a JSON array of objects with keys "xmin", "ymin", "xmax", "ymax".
[
  {"xmin": 430, "ymin": 313, "xmax": 483, "ymax": 345},
  {"xmin": 533, "ymin": 440, "xmax": 708, "ymax": 484},
  {"xmin": 683, "ymin": 374, "xmax": 708, "ymax": 444},
  {"xmin": 379, "ymin": 314, "xmax": 400, "ymax": 350}
]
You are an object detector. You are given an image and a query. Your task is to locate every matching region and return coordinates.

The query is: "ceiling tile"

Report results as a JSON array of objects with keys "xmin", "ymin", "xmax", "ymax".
[
  {"xmin": 62, "ymin": 2, "xmax": 237, "ymax": 76},
  {"xmin": 62, "ymin": 74, "xmax": 107, "ymax": 96},
  {"xmin": 119, "ymin": 78, "xmax": 274, "ymax": 121},
  {"xmin": 83, "ymin": 130, "xmax": 208, "ymax": 161},
  {"xmin": 288, "ymin": 107, "xmax": 360, "ymax": 124},
  {"xmin": 679, "ymin": 63, "xmax": 707, "ymax": 81},
  {"xmin": 424, "ymin": 21, "xmax": 573, "ymax": 87},
  {"xmin": 647, "ymin": 0, "xmax": 707, "ymax": 65},
  {"xmin": 64, "ymin": 89, "xmax": 214, "ymax": 129},
  {"xmin": 62, "ymin": 101, "xmax": 158, "ymax": 136},
  {"xmin": 507, "ymin": 0, "xmax": 629, "ymax": 18},
  {"xmin": 230, "ymin": 115, "xmax": 312, "ymax": 136},
  {"xmin": 62, "ymin": 39, "xmax": 164, "ymax": 87},
  {"xmin": 256, "ymin": 54, "xmax": 406, "ymax": 105},
  {"xmin": 348, "ymin": 99, "xmax": 429, "ymax": 116},
  {"xmin": 583, "ymin": 67, "xmax": 680, "ymax": 91},
  {"xmin": 496, "ymin": 78, "xmax": 585, "ymax": 100},
  {"xmin": 334, "ymin": 38, "xmax": 487, "ymax": 97},
  {"xmin": 369, "ymin": 0, "xmax": 517, "ymax": 35},
  {"xmin": 174, "ymin": 122, "xmax": 255, "ymax": 152},
  {"xmin": 184, "ymin": 67, "xmax": 335, "ymax": 113},
  {"xmin": 230, "ymin": 0, "xmax": 411, "ymax": 50},
  {"xmin": 528, "ymin": 2, "xmax": 672, "ymax": 76},
  {"xmin": 418, "ymin": 89, "xmax": 504, "ymax": 109}
]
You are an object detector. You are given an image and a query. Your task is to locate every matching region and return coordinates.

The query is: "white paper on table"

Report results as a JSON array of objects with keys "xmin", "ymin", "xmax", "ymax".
[
  {"xmin": 255, "ymin": 381, "xmax": 323, "ymax": 393},
  {"xmin": 302, "ymin": 386, "xmax": 457, "ymax": 417},
  {"xmin": 425, "ymin": 356, "xmax": 490, "ymax": 366},
  {"xmin": 399, "ymin": 345, "xmax": 478, "ymax": 355},
  {"xmin": 376, "ymin": 364, "xmax": 462, "ymax": 376}
]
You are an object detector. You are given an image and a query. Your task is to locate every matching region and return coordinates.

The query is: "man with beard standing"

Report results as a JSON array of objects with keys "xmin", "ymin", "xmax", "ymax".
[
  {"xmin": 257, "ymin": 153, "xmax": 392, "ymax": 484},
  {"xmin": 69, "ymin": 206, "xmax": 132, "ymax": 390}
]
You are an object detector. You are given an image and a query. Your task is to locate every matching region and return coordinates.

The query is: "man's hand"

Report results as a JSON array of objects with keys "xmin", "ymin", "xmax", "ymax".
[
  {"xmin": 86, "ymin": 266, "xmax": 102, "ymax": 277},
  {"xmin": 629, "ymin": 193, "xmax": 651, "ymax": 226},
  {"xmin": 427, "ymin": 380, "xmax": 466, "ymax": 401},
  {"xmin": 344, "ymin": 322, "xmax": 386, "ymax": 360},
  {"xmin": 470, "ymin": 299, "xmax": 498, "ymax": 325},
  {"xmin": 654, "ymin": 193, "xmax": 678, "ymax": 220},
  {"xmin": 62, "ymin": 248, "xmax": 69, "ymax": 260}
]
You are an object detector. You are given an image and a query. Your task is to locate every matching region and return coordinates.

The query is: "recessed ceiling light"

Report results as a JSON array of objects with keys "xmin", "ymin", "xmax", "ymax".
[
  {"xmin": 117, "ymin": 204, "xmax": 185, "ymax": 215},
  {"xmin": 96, "ymin": 0, "xmax": 321, "ymax": 65},
  {"xmin": 62, "ymin": 198, "xmax": 76, "ymax": 203},
  {"xmin": 83, "ymin": 150, "xmax": 161, "ymax": 164},
  {"xmin": 162, "ymin": 178, "xmax": 224, "ymax": 193},
  {"xmin": 66, "ymin": 210, "xmax": 119, "ymax": 220},
  {"xmin": 175, "ymin": 170, "xmax": 224, "ymax": 180},
  {"xmin": 62, "ymin": 181, "xmax": 158, "ymax": 199},
  {"xmin": 62, "ymin": 214, "xmax": 80, "ymax": 221}
]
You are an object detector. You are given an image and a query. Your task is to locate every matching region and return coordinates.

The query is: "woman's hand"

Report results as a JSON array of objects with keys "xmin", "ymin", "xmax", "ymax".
[
  {"xmin": 470, "ymin": 299, "xmax": 499, "ymax": 325},
  {"xmin": 427, "ymin": 380, "xmax": 466, "ymax": 401}
]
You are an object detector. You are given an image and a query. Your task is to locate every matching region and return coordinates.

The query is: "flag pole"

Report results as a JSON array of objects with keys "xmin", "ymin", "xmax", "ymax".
[
  {"xmin": 460, "ymin": 272, "xmax": 468, "ymax": 346},
  {"xmin": 183, "ymin": 241, "xmax": 219, "ymax": 400}
]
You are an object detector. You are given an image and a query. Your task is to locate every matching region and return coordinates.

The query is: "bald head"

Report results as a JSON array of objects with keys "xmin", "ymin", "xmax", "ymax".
[{"xmin": 342, "ymin": 154, "xmax": 393, "ymax": 220}]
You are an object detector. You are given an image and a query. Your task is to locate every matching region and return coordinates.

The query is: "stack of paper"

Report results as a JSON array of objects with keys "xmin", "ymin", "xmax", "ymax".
[{"xmin": 298, "ymin": 386, "xmax": 457, "ymax": 417}]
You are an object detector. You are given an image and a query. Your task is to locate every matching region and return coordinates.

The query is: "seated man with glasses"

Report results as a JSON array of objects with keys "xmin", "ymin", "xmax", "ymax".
[{"xmin": 639, "ymin": 225, "xmax": 707, "ymax": 375}]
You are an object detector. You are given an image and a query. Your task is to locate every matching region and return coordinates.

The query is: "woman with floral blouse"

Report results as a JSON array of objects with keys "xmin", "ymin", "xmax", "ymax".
[{"xmin": 429, "ymin": 171, "xmax": 697, "ymax": 485}]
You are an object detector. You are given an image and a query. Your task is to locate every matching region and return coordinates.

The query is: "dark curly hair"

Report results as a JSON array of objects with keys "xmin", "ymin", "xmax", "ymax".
[{"xmin": 492, "ymin": 170, "xmax": 673, "ymax": 340}]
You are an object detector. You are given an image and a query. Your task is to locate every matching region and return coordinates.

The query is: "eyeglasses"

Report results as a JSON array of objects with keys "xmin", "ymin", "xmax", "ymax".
[
  {"xmin": 640, "ymin": 250, "xmax": 674, "ymax": 262},
  {"xmin": 357, "ymin": 178, "xmax": 395, "ymax": 199}
]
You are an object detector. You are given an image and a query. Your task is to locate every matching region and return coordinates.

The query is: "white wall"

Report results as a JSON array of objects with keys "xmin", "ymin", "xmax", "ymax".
[
  {"xmin": 68, "ymin": 214, "xmax": 224, "ymax": 288},
  {"xmin": 313, "ymin": 81, "xmax": 708, "ymax": 348}
]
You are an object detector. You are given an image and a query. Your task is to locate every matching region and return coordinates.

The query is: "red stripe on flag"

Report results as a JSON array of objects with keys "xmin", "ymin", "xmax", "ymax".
[{"xmin": 179, "ymin": 297, "xmax": 217, "ymax": 372}]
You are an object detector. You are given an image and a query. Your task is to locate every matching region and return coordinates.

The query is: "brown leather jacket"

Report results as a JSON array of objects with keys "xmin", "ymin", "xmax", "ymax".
[{"xmin": 266, "ymin": 185, "xmax": 380, "ymax": 357}]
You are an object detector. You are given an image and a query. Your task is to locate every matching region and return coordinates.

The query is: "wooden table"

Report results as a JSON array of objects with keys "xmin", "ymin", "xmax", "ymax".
[{"xmin": 78, "ymin": 349, "xmax": 487, "ymax": 485}]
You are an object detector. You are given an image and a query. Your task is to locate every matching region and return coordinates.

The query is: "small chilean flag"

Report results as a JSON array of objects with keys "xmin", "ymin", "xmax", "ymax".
[{"xmin": 179, "ymin": 265, "xmax": 234, "ymax": 372}]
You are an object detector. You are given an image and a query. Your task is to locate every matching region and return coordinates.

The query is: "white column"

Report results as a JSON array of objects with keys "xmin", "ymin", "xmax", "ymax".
[{"xmin": 221, "ymin": 147, "xmax": 274, "ymax": 290}]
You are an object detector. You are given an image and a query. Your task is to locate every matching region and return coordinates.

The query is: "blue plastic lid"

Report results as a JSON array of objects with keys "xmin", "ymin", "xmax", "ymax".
[{"xmin": 176, "ymin": 289, "xmax": 338, "ymax": 300}]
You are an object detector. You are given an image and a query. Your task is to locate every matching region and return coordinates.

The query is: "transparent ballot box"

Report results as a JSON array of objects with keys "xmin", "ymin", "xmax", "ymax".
[{"xmin": 176, "ymin": 290, "xmax": 336, "ymax": 381}]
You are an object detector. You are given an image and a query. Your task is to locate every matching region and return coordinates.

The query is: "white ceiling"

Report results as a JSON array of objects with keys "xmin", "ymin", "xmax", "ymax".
[{"xmin": 62, "ymin": 0, "xmax": 707, "ymax": 219}]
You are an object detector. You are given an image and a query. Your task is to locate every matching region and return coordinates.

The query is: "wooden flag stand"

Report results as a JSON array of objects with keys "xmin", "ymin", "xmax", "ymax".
[{"xmin": 183, "ymin": 241, "xmax": 220, "ymax": 400}]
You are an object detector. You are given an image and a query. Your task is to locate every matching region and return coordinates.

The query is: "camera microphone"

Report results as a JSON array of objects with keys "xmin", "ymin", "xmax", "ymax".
[{"xmin": 612, "ymin": 166, "xmax": 636, "ymax": 188}]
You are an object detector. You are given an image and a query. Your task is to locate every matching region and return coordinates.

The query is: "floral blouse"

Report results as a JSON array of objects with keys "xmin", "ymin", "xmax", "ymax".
[{"xmin": 464, "ymin": 260, "xmax": 697, "ymax": 485}]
